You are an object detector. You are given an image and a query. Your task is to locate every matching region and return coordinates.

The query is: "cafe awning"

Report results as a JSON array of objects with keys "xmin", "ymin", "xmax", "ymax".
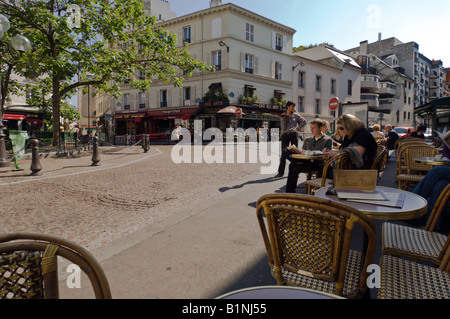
[
  {"xmin": 217, "ymin": 106, "xmax": 245, "ymax": 115},
  {"xmin": 25, "ymin": 118, "xmax": 44, "ymax": 126},
  {"xmin": 415, "ymin": 97, "xmax": 450, "ymax": 118},
  {"xmin": 3, "ymin": 114, "xmax": 26, "ymax": 120}
]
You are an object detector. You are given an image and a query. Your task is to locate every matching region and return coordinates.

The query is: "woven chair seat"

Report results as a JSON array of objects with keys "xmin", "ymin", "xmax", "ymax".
[
  {"xmin": 304, "ymin": 178, "xmax": 332, "ymax": 191},
  {"xmin": 396, "ymin": 174, "xmax": 425, "ymax": 182},
  {"xmin": 382, "ymin": 222, "xmax": 447, "ymax": 265},
  {"xmin": 273, "ymin": 250, "xmax": 363, "ymax": 298},
  {"xmin": 378, "ymin": 254, "xmax": 450, "ymax": 299}
]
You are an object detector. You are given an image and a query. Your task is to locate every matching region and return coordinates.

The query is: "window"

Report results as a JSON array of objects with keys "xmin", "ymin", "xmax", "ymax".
[
  {"xmin": 184, "ymin": 87, "xmax": 191, "ymax": 105},
  {"xmin": 246, "ymin": 23, "xmax": 254, "ymax": 42},
  {"xmin": 315, "ymin": 76, "xmax": 321, "ymax": 92},
  {"xmin": 315, "ymin": 99, "xmax": 321, "ymax": 114},
  {"xmin": 139, "ymin": 92, "xmax": 146, "ymax": 108},
  {"xmin": 331, "ymin": 79, "xmax": 336, "ymax": 94},
  {"xmin": 347, "ymin": 80, "xmax": 352, "ymax": 95},
  {"xmin": 275, "ymin": 62, "xmax": 282, "ymax": 80},
  {"xmin": 183, "ymin": 26, "xmax": 191, "ymax": 44},
  {"xmin": 275, "ymin": 33, "xmax": 283, "ymax": 51},
  {"xmin": 160, "ymin": 90, "xmax": 167, "ymax": 107},
  {"xmin": 124, "ymin": 93, "xmax": 130, "ymax": 109},
  {"xmin": 212, "ymin": 50, "xmax": 222, "ymax": 71},
  {"xmin": 245, "ymin": 54, "xmax": 254, "ymax": 74},
  {"xmin": 298, "ymin": 96, "xmax": 304, "ymax": 113},
  {"xmin": 298, "ymin": 72, "xmax": 305, "ymax": 88}
]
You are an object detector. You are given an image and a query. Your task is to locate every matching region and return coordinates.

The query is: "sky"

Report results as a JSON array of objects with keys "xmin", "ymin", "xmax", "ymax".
[{"xmin": 168, "ymin": 0, "xmax": 450, "ymax": 67}]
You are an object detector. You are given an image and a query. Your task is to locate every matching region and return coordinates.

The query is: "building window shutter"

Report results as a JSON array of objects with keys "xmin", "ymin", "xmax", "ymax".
[
  {"xmin": 211, "ymin": 18, "xmax": 222, "ymax": 38},
  {"xmin": 222, "ymin": 49, "xmax": 227, "ymax": 70},
  {"xmin": 271, "ymin": 60, "xmax": 275, "ymax": 78},
  {"xmin": 254, "ymin": 56, "xmax": 258, "ymax": 75},
  {"xmin": 272, "ymin": 31, "xmax": 276, "ymax": 50},
  {"xmin": 283, "ymin": 35, "xmax": 287, "ymax": 52},
  {"xmin": 240, "ymin": 53, "xmax": 245, "ymax": 72}
]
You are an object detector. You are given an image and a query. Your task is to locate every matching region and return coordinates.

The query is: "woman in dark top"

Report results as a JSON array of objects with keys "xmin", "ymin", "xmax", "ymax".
[
  {"xmin": 411, "ymin": 124, "xmax": 426, "ymax": 139},
  {"xmin": 323, "ymin": 114, "xmax": 377, "ymax": 169}
]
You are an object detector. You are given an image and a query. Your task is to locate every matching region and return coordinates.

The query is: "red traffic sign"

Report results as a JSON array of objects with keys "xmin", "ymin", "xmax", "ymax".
[
  {"xmin": 329, "ymin": 97, "xmax": 339, "ymax": 111},
  {"xmin": 235, "ymin": 108, "xmax": 242, "ymax": 116}
]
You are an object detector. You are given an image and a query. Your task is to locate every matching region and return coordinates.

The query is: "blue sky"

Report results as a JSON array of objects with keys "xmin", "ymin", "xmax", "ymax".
[{"xmin": 169, "ymin": 0, "xmax": 450, "ymax": 67}]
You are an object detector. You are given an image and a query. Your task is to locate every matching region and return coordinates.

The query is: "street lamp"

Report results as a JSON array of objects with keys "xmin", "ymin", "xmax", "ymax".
[{"xmin": 0, "ymin": 14, "xmax": 33, "ymax": 167}]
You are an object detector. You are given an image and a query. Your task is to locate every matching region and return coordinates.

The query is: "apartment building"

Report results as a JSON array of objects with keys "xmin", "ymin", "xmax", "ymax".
[
  {"xmin": 345, "ymin": 36, "xmax": 447, "ymax": 127},
  {"xmin": 87, "ymin": 0, "xmax": 296, "ymax": 138},
  {"xmin": 292, "ymin": 55, "xmax": 341, "ymax": 131},
  {"xmin": 293, "ymin": 45, "xmax": 361, "ymax": 131}
]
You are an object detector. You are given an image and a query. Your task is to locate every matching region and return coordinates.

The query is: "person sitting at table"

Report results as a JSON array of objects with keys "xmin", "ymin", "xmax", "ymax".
[
  {"xmin": 411, "ymin": 124, "xmax": 426, "ymax": 139},
  {"xmin": 285, "ymin": 119, "xmax": 332, "ymax": 193},
  {"xmin": 384, "ymin": 124, "xmax": 399, "ymax": 151},
  {"xmin": 322, "ymin": 114, "xmax": 378, "ymax": 173},
  {"xmin": 412, "ymin": 165, "xmax": 450, "ymax": 231},
  {"xmin": 371, "ymin": 124, "xmax": 384, "ymax": 140}
]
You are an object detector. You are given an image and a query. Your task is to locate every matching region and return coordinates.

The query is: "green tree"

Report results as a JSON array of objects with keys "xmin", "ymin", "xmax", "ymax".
[
  {"xmin": 1, "ymin": 0, "xmax": 213, "ymax": 146},
  {"xmin": 293, "ymin": 42, "xmax": 334, "ymax": 53}
]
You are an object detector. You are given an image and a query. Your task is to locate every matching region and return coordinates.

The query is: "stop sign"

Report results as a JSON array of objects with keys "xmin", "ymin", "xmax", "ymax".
[
  {"xmin": 329, "ymin": 97, "xmax": 339, "ymax": 111},
  {"xmin": 235, "ymin": 108, "xmax": 242, "ymax": 116}
]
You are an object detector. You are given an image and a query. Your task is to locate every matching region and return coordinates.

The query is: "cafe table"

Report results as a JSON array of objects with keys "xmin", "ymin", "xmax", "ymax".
[
  {"xmin": 291, "ymin": 153, "xmax": 328, "ymax": 180},
  {"xmin": 414, "ymin": 156, "xmax": 450, "ymax": 166},
  {"xmin": 315, "ymin": 186, "xmax": 427, "ymax": 221},
  {"xmin": 216, "ymin": 286, "xmax": 344, "ymax": 299}
]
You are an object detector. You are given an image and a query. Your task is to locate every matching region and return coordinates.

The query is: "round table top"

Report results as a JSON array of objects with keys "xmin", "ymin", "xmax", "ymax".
[
  {"xmin": 414, "ymin": 157, "xmax": 450, "ymax": 166},
  {"xmin": 315, "ymin": 186, "xmax": 427, "ymax": 220},
  {"xmin": 292, "ymin": 153, "xmax": 328, "ymax": 160},
  {"xmin": 216, "ymin": 286, "xmax": 344, "ymax": 299}
]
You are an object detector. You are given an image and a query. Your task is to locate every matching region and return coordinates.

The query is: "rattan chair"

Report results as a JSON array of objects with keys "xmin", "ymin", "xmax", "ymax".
[
  {"xmin": 256, "ymin": 193, "xmax": 377, "ymax": 298},
  {"xmin": 381, "ymin": 183, "xmax": 450, "ymax": 266},
  {"xmin": 395, "ymin": 141, "xmax": 427, "ymax": 178},
  {"xmin": 372, "ymin": 145, "xmax": 388, "ymax": 180},
  {"xmin": 377, "ymin": 238, "xmax": 450, "ymax": 299},
  {"xmin": 303, "ymin": 152, "xmax": 351, "ymax": 195},
  {"xmin": 396, "ymin": 145, "xmax": 437, "ymax": 190},
  {"xmin": 0, "ymin": 233, "xmax": 111, "ymax": 299}
]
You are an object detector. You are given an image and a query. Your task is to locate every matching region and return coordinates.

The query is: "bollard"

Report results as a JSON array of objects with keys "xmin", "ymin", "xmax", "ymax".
[
  {"xmin": 30, "ymin": 139, "xmax": 42, "ymax": 176},
  {"xmin": 91, "ymin": 136, "xmax": 101, "ymax": 166},
  {"xmin": 143, "ymin": 134, "xmax": 150, "ymax": 153}
]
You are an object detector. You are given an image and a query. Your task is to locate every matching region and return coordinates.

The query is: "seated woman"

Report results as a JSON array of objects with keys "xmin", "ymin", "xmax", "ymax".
[
  {"xmin": 371, "ymin": 124, "xmax": 384, "ymax": 140},
  {"xmin": 411, "ymin": 124, "xmax": 426, "ymax": 139},
  {"xmin": 323, "ymin": 114, "xmax": 378, "ymax": 172},
  {"xmin": 285, "ymin": 119, "xmax": 332, "ymax": 193}
]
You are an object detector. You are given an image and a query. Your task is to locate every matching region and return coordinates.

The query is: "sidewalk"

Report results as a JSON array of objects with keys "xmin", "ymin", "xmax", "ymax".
[
  {"xmin": 1, "ymin": 145, "xmax": 402, "ymax": 299},
  {"xmin": 58, "ymin": 153, "xmax": 402, "ymax": 299}
]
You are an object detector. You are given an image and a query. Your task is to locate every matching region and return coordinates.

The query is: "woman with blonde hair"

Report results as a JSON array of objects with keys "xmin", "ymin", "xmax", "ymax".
[
  {"xmin": 371, "ymin": 124, "xmax": 384, "ymax": 140},
  {"xmin": 323, "ymin": 114, "xmax": 377, "ymax": 168}
]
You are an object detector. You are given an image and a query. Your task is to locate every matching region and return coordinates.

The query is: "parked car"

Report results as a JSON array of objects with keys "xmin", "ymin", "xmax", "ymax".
[
  {"xmin": 393, "ymin": 126, "xmax": 415, "ymax": 138},
  {"xmin": 424, "ymin": 128, "xmax": 432, "ymax": 138}
]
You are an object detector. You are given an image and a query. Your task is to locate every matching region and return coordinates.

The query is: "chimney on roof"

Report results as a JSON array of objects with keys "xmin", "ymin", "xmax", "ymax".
[
  {"xmin": 210, "ymin": 0, "xmax": 223, "ymax": 8},
  {"xmin": 378, "ymin": 33, "xmax": 382, "ymax": 41},
  {"xmin": 360, "ymin": 40, "xmax": 368, "ymax": 55}
]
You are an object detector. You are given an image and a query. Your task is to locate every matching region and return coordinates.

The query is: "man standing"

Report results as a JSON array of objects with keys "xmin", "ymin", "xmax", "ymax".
[
  {"xmin": 285, "ymin": 119, "xmax": 332, "ymax": 192},
  {"xmin": 275, "ymin": 101, "xmax": 307, "ymax": 177},
  {"xmin": 384, "ymin": 124, "xmax": 399, "ymax": 151}
]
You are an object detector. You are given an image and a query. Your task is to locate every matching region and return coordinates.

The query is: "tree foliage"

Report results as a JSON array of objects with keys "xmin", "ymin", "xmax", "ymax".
[
  {"xmin": 293, "ymin": 42, "xmax": 334, "ymax": 53},
  {"xmin": 0, "ymin": 0, "xmax": 213, "ymax": 146}
]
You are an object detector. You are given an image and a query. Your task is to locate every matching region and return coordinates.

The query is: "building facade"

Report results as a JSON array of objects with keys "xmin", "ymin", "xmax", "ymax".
[{"xmin": 80, "ymin": 1, "xmax": 296, "ymax": 140}]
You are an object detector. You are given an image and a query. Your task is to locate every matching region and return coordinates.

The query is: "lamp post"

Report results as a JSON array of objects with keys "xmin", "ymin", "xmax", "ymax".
[{"xmin": 0, "ymin": 14, "xmax": 32, "ymax": 167}]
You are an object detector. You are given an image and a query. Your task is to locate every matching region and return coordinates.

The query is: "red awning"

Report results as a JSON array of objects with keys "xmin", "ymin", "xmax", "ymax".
[
  {"xmin": 25, "ymin": 118, "xmax": 44, "ymax": 126},
  {"xmin": 3, "ymin": 114, "xmax": 26, "ymax": 120}
]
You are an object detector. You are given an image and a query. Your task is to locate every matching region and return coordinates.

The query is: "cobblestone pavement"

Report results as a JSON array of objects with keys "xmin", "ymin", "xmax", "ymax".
[{"xmin": 0, "ymin": 144, "xmax": 266, "ymax": 251}]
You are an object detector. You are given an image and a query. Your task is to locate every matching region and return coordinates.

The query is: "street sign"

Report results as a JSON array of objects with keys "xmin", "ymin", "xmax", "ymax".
[
  {"xmin": 235, "ymin": 108, "xmax": 242, "ymax": 117},
  {"xmin": 105, "ymin": 114, "xmax": 112, "ymax": 121},
  {"xmin": 329, "ymin": 97, "xmax": 339, "ymax": 111}
]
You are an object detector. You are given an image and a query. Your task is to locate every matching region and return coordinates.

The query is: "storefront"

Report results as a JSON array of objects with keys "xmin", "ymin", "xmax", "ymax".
[
  {"xmin": 147, "ymin": 107, "xmax": 198, "ymax": 134},
  {"xmin": 113, "ymin": 111, "xmax": 147, "ymax": 136},
  {"xmin": 195, "ymin": 101, "xmax": 284, "ymax": 132}
]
